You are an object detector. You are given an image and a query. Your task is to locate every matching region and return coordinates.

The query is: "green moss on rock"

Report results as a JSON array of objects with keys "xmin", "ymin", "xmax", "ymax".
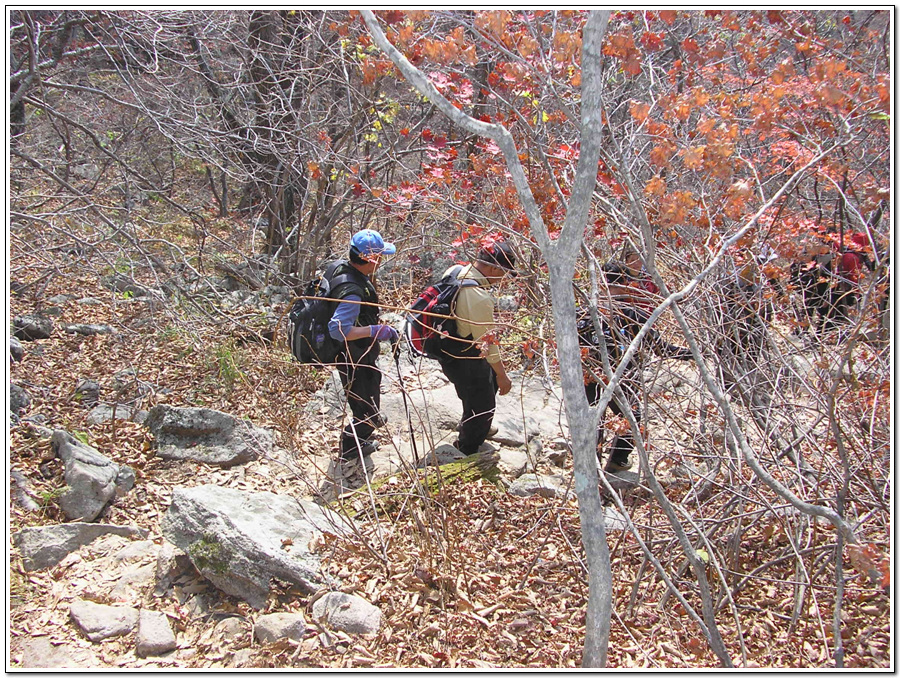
[{"xmin": 188, "ymin": 534, "xmax": 230, "ymax": 575}]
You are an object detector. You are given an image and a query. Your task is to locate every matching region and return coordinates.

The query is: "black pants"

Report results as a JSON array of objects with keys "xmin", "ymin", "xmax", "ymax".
[
  {"xmin": 336, "ymin": 342, "xmax": 381, "ymax": 455},
  {"xmin": 437, "ymin": 352, "xmax": 498, "ymax": 456},
  {"xmin": 585, "ymin": 377, "xmax": 641, "ymax": 465}
]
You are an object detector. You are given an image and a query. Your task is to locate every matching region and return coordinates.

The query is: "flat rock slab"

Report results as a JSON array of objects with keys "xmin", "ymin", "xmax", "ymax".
[
  {"xmin": 136, "ymin": 609, "xmax": 177, "ymax": 657},
  {"xmin": 508, "ymin": 473, "xmax": 571, "ymax": 499},
  {"xmin": 253, "ymin": 612, "xmax": 307, "ymax": 643},
  {"xmin": 13, "ymin": 522, "xmax": 149, "ymax": 571},
  {"xmin": 144, "ymin": 404, "xmax": 273, "ymax": 467},
  {"xmin": 161, "ymin": 485, "xmax": 349, "ymax": 609},
  {"xmin": 87, "ymin": 403, "xmax": 147, "ymax": 426},
  {"xmin": 62, "ymin": 323, "xmax": 116, "ymax": 336},
  {"xmin": 312, "ymin": 591, "xmax": 382, "ymax": 635},
  {"xmin": 15, "ymin": 635, "xmax": 94, "ymax": 669},
  {"xmin": 69, "ymin": 598, "xmax": 139, "ymax": 642}
]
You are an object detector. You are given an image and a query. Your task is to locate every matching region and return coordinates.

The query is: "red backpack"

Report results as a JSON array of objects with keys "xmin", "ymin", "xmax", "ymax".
[{"xmin": 404, "ymin": 265, "xmax": 479, "ymax": 358}]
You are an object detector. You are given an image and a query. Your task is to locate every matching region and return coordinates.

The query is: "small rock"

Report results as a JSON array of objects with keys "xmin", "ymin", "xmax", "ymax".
[
  {"xmin": 10, "ymin": 383, "xmax": 31, "ymax": 416},
  {"xmin": 63, "ymin": 323, "xmax": 116, "ymax": 336},
  {"xmin": 14, "ymin": 522, "xmax": 149, "ymax": 571},
  {"xmin": 75, "ymin": 297, "xmax": 104, "ymax": 306},
  {"xmin": 115, "ymin": 465, "xmax": 136, "ymax": 496},
  {"xmin": 545, "ymin": 448, "xmax": 568, "ymax": 467},
  {"xmin": 74, "ymin": 380, "xmax": 101, "ymax": 408},
  {"xmin": 47, "ymin": 294, "xmax": 71, "ymax": 305},
  {"xmin": 135, "ymin": 609, "xmax": 177, "ymax": 657},
  {"xmin": 253, "ymin": 612, "xmax": 307, "ymax": 644},
  {"xmin": 496, "ymin": 449, "xmax": 529, "ymax": 478},
  {"xmin": 53, "ymin": 430, "xmax": 126, "ymax": 521},
  {"xmin": 230, "ymin": 648, "xmax": 254, "ymax": 668},
  {"xmin": 417, "ymin": 443, "xmax": 465, "ymax": 468},
  {"xmin": 508, "ymin": 473, "xmax": 570, "ymax": 499},
  {"xmin": 601, "ymin": 470, "xmax": 640, "ymax": 494},
  {"xmin": 153, "ymin": 542, "xmax": 193, "ymax": 597},
  {"xmin": 86, "ymin": 403, "xmax": 146, "ymax": 426},
  {"xmin": 114, "ymin": 539, "xmax": 158, "ymax": 562},
  {"xmin": 10, "ymin": 466, "xmax": 40, "ymax": 512},
  {"xmin": 10, "ymin": 337, "xmax": 25, "ymax": 362},
  {"xmin": 69, "ymin": 598, "xmax": 139, "ymax": 642},
  {"xmin": 144, "ymin": 404, "xmax": 271, "ymax": 467},
  {"xmin": 311, "ymin": 592, "xmax": 382, "ymax": 635},
  {"xmin": 13, "ymin": 314, "xmax": 53, "ymax": 341}
]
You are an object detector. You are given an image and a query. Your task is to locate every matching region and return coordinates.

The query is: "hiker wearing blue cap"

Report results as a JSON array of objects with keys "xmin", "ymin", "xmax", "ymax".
[{"xmin": 326, "ymin": 229, "xmax": 399, "ymax": 461}]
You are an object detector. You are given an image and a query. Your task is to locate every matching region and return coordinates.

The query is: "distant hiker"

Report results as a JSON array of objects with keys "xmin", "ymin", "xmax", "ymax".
[
  {"xmin": 432, "ymin": 240, "xmax": 517, "ymax": 456},
  {"xmin": 621, "ymin": 247, "xmax": 660, "ymax": 311},
  {"xmin": 327, "ymin": 229, "xmax": 399, "ymax": 461},
  {"xmin": 791, "ymin": 232, "xmax": 872, "ymax": 338},
  {"xmin": 578, "ymin": 261, "xmax": 692, "ymax": 474}
]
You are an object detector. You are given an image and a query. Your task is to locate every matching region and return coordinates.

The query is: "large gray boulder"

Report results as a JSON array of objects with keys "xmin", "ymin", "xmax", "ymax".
[
  {"xmin": 161, "ymin": 485, "xmax": 348, "ymax": 609},
  {"xmin": 52, "ymin": 430, "xmax": 135, "ymax": 521},
  {"xmin": 13, "ymin": 522, "xmax": 149, "ymax": 571},
  {"xmin": 144, "ymin": 405, "xmax": 272, "ymax": 467}
]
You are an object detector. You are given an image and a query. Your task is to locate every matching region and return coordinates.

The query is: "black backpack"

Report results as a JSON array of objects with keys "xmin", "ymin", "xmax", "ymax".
[
  {"xmin": 404, "ymin": 265, "xmax": 479, "ymax": 358},
  {"xmin": 287, "ymin": 261, "xmax": 362, "ymax": 365}
]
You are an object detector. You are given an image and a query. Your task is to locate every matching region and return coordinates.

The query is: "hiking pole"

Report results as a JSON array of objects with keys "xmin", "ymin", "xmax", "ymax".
[{"xmin": 392, "ymin": 336, "xmax": 420, "ymax": 466}]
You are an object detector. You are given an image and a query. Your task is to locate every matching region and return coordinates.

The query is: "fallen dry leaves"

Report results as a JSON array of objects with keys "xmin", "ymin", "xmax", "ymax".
[{"xmin": 8, "ymin": 225, "xmax": 891, "ymax": 669}]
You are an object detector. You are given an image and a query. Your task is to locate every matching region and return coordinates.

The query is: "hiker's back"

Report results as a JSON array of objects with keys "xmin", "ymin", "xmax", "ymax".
[
  {"xmin": 288, "ymin": 260, "xmax": 373, "ymax": 365},
  {"xmin": 405, "ymin": 264, "xmax": 478, "ymax": 359}
]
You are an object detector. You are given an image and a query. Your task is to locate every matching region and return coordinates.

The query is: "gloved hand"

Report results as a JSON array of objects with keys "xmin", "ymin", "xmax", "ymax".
[{"xmin": 370, "ymin": 324, "xmax": 399, "ymax": 343}]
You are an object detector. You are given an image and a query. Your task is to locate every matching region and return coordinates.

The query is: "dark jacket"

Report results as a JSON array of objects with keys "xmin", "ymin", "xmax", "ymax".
[
  {"xmin": 328, "ymin": 261, "xmax": 380, "ymax": 363},
  {"xmin": 577, "ymin": 305, "xmax": 691, "ymax": 381}
]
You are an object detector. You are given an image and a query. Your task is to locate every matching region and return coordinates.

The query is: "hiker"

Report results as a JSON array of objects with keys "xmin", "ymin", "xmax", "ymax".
[
  {"xmin": 621, "ymin": 247, "xmax": 659, "ymax": 311},
  {"xmin": 578, "ymin": 261, "xmax": 692, "ymax": 473},
  {"xmin": 327, "ymin": 229, "xmax": 399, "ymax": 461},
  {"xmin": 791, "ymin": 232, "xmax": 871, "ymax": 338},
  {"xmin": 432, "ymin": 240, "xmax": 517, "ymax": 456}
]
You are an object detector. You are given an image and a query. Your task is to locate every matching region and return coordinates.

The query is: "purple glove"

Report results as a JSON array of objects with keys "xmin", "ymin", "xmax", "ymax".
[{"xmin": 370, "ymin": 324, "xmax": 399, "ymax": 342}]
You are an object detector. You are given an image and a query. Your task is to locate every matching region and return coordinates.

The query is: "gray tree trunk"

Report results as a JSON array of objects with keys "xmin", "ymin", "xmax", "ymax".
[{"xmin": 362, "ymin": 10, "xmax": 613, "ymax": 667}]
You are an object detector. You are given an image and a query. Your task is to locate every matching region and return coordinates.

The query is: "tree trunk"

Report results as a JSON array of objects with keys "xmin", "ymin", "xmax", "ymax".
[{"xmin": 363, "ymin": 9, "xmax": 613, "ymax": 666}]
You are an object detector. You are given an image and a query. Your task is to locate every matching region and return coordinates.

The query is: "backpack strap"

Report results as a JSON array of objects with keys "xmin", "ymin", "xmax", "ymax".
[
  {"xmin": 324, "ymin": 260, "xmax": 367, "ymax": 301},
  {"xmin": 445, "ymin": 266, "xmax": 482, "ymax": 340}
]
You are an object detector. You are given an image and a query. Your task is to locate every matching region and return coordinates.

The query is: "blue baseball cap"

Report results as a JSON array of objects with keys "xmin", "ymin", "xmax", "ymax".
[{"xmin": 350, "ymin": 229, "xmax": 396, "ymax": 259}]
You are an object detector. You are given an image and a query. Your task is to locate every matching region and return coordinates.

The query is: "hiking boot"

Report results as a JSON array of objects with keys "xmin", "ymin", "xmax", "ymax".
[
  {"xmin": 604, "ymin": 456, "xmax": 633, "ymax": 473},
  {"xmin": 371, "ymin": 412, "xmax": 388, "ymax": 429},
  {"xmin": 341, "ymin": 440, "xmax": 378, "ymax": 461}
]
